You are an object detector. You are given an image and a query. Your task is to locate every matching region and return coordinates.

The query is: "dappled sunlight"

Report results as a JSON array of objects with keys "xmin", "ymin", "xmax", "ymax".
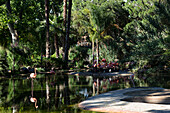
[{"xmin": 79, "ymin": 87, "xmax": 170, "ymax": 113}]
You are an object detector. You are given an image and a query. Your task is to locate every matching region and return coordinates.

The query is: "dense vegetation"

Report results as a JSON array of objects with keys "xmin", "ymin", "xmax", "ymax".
[{"xmin": 0, "ymin": 0, "xmax": 169, "ymax": 75}]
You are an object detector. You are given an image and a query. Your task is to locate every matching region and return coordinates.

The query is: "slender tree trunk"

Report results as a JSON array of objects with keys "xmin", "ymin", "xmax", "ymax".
[
  {"xmin": 54, "ymin": 33, "xmax": 59, "ymax": 58},
  {"xmin": 45, "ymin": 0, "xmax": 50, "ymax": 58},
  {"xmin": 64, "ymin": 0, "xmax": 72, "ymax": 68},
  {"xmin": 93, "ymin": 80, "xmax": 95, "ymax": 96},
  {"xmin": 7, "ymin": 24, "xmax": 18, "ymax": 46},
  {"xmin": 97, "ymin": 78, "xmax": 99, "ymax": 95},
  {"xmin": 6, "ymin": 0, "xmax": 18, "ymax": 72},
  {"xmin": 63, "ymin": 0, "xmax": 67, "ymax": 27},
  {"xmin": 6, "ymin": 0, "xmax": 18, "ymax": 46},
  {"xmin": 52, "ymin": 2, "xmax": 60, "ymax": 59},
  {"xmin": 46, "ymin": 76, "xmax": 50, "ymax": 104},
  {"xmin": 62, "ymin": 0, "xmax": 67, "ymax": 60},
  {"xmin": 92, "ymin": 38, "xmax": 94, "ymax": 62},
  {"xmin": 96, "ymin": 38, "xmax": 99, "ymax": 65}
]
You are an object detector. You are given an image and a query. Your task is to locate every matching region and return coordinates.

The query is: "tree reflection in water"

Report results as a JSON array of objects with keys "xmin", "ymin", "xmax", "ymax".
[{"xmin": 0, "ymin": 72, "xmax": 169, "ymax": 112}]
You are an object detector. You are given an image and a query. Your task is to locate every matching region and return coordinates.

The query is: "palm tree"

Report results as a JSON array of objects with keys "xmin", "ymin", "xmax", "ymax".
[{"xmin": 72, "ymin": 1, "xmax": 114, "ymax": 64}]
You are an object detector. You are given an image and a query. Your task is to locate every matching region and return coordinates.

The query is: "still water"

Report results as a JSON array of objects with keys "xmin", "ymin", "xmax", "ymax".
[{"xmin": 0, "ymin": 71, "xmax": 169, "ymax": 113}]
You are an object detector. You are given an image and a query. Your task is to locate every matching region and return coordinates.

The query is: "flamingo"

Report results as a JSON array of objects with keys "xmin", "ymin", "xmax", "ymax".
[
  {"xmin": 30, "ymin": 97, "xmax": 38, "ymax": 109},
  {"xmin": 30, "ymin": 68, "xmax": 37, "ymax": 78}
]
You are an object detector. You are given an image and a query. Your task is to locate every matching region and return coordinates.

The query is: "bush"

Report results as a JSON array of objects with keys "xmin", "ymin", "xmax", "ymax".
[{"xmin": 69, "ymin": 46, "xmax": 90, "ymax": 68}]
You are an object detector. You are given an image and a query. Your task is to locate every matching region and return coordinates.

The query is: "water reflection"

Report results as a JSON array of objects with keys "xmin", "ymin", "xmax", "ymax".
[
  {"xmin": 12, "ymin": 79, "xmax": 17, "ymax": 113},
  {"xmin": 30, "ymin": 97, "xmax": 38, "ymax": 109},
  {"xmin": 30, "ymin": 79, "xmax": 38, "ymax": 109},
  {"xmin": 79, "ymin": 88, "xmax": 88, "ymax": 98},
  {"xmin": 0, "ymin": 72, "xmax": 169, "ymax": 112}
]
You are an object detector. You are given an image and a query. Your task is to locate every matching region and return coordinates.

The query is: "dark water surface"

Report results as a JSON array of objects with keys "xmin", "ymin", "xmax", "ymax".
[{"xmin": 0, "ymin": 71, "xmax": 169, "ymax": 113}]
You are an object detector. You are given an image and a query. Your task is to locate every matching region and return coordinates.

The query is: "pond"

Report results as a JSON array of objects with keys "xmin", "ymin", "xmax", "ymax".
[{"xmin": 0, "ymin": 71, "xmax": 169, "ymax": 113}]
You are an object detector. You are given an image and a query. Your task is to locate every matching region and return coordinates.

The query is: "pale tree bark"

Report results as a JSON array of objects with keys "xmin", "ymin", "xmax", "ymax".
[
  {"xmin": 92, "ymin": 38, "xmax": 95, "ymax": 62},
  {"xmin": 63, "ymin": 0, "xmax": 67, "ymax": 27},
  {"xmin": 62, "ymin": 0, "xmax": 67, "ymax": 59},
  {"xmin": 6, "ymin": 0, "xmax": 18, "ymax": 72},
  {"xmin": 45, "ymin": 0, "xmax": 50, "ymax": 58},
  {"xmin": 7, "ymin": 24, "xmax": 18, "ymax": 46},
  {"xmin": 97, "ymin": 78, "xmax": 99, "ymax": 95},
  {"xmin": 46, "ymin": 76, "xmax": 50, "ymax": 104},
  {"xmin": 96, "ymin": 38, "xmax": 99, "ymax": 65},
  {"xmin": 6, "ymin": 0, "xmax": 18, "ymax": 47},
  {"xmin": 64, "ymin": 0, "xmax": 72, "ymax": 68}
]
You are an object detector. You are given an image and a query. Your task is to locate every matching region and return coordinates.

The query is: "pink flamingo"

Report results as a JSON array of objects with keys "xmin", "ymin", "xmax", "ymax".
[
  {"xmin": 30, "ymin": 97, "xmax": 38, "ymax": 108},
  {"xmin": 30, "ymin": 68, "xmax": 37, "ymax": 78}
]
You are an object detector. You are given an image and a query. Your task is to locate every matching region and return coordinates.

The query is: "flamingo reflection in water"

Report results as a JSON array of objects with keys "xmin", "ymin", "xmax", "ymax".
[
  {"xmin": 30, "ymin": 97, "xmax": 38, "ymax": 109},
  {"xmin": 29, "ymin": 77, "xmax": 38, "ymax": 109}
]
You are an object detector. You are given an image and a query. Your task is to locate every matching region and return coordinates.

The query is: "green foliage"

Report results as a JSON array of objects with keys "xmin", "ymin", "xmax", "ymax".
[
  {"xmin": 43, "ymin": 57, "xmax": 64, "ymax": 70},
  {"xmin": 6, "ymin": 44, "xmax": 33, "ymax": 70},
  {"xmin": 0, "ymin": 0, "xmax": 169, "ymax": 73},
  {"xmin": 69, "ymin": 46, "xmax": 89, "ymax": 68},
  {"xmin": 0, "ymin": 47, "xmax": 8, "ymax": 75},
  {"xmin": 99, "ymin": 43, "xmax": 115, "ymax": 62}
]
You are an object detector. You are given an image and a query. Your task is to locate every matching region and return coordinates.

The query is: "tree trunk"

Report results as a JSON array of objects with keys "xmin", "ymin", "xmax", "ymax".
[
  {"xmin": 7, "ymin": 24, "xmax": 18, "ymax": 46},
  {"xmin": 92, "ymin": 38, "xmax": 95, "ymax": 62},
  {"xmin": 64, "ymin": 0, "xmax": 72, "ymax": 68},
  {"xmin": 54, "ymin": 33, "xmax": 59, "ymax": 58},
  {"xmin": 45, "ymin": 0, "xmax": 50, "ymax": 58},
  {"xmin": 62, "ymin": 0, "xmax": 67, "ymax": 60},
  {"xmin": 97, "ymin": 78, "xmax": 99, "ymax": 95},
  {"xmin": 6, "ymin": 0, "xmax": 18, "ymax": 46},
  {"xmin": 96, "ymin": 38, "xmax": 99, "ymax": 65},
  {"xmin": 52, "ymin": 1, "xmax": 59, "ymax": 59},
  {"xmin": 46, "ymin": 76, "xmax": 50, "ymax": 104},
  {"xmin": 6, "ymin": 0, "xmax": 18, "ymax": 72}
]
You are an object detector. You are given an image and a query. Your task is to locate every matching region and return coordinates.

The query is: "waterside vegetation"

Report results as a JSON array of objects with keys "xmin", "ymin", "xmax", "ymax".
[{"xmin": 0, "ymin": 0, "xmax": 169, "ymax": 76}]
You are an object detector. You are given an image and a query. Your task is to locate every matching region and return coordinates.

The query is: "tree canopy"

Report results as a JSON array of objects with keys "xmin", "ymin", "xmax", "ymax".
[{"xmin": 0, "ymin": 0, "xmax": 169, "ymax": 74}]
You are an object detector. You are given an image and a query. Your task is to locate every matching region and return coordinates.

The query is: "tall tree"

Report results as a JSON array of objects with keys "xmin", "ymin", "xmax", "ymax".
[
  {"xmin": 45, "ymin": 0, "xmax": 50, "ymax": 58},
  {"xmin": 62, "ymin": 0, "xmax": 67, "ymax": 59},
  {"xmin": 64, "ymin": 0, "xmax": 72, "ymax": 67},
  {"xmin": 5, "ymin": 0, "xmax": 19, "ymax": 71},
  {"xmin": 72, "ymin": 0, "xmax": 115, "ymax": 63},
  {"xmin": 6, "ymin": 0, "xmax": 18, "ymax": 47}
]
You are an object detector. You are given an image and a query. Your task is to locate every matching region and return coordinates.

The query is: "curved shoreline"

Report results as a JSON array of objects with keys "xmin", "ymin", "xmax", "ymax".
[
  {"xmin": 78, "ymin": 87, "xmax": 170, "ymax": 113},
  {"xmin": 68, "ymin": 71, "xmax": 134, "ymax": 77}
]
